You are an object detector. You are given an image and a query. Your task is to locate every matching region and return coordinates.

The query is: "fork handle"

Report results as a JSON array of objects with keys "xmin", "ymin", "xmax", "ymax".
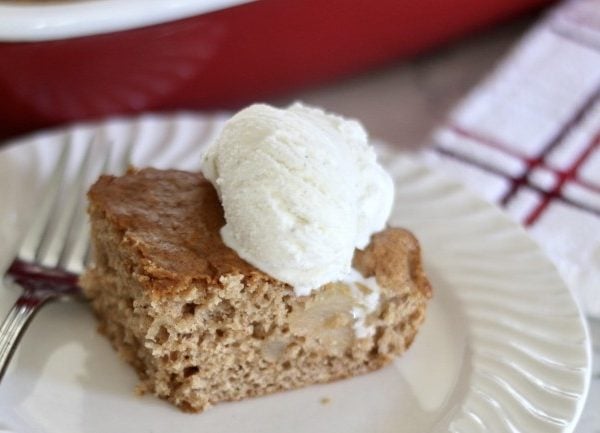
[{"xmin": 0, "ymin": 292, "xmax": 50, "ymax": 382}]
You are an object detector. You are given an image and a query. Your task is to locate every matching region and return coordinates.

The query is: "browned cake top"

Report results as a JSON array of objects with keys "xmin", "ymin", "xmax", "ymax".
[
  {"xmin": 88, "ymin": 168, "xmax": 260, "ymax": 284},
  {"xmin": 88, "ymin": 167, "xmax": 431, "ymax": 298}
]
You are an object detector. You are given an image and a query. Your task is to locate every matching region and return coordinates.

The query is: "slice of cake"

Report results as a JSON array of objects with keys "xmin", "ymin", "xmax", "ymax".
[{"xmin": 80, "ymin": 167, "xmax": 431, "ymax": 412}]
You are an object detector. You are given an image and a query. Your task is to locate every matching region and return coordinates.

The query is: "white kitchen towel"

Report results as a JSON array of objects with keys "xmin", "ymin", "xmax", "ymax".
[{"xmin": 423, "ymin": 0, "xmax": 600, "ymax": 317}]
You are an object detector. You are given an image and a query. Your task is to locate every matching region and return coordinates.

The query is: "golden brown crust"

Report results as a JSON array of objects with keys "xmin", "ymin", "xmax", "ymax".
[
  {"xmin": 88, "ymin": 168, "xmax": 262, "ymax": 294},
  {"xmin": 353, "ymin": 228, "xmax": 432, "ymax": 299}
]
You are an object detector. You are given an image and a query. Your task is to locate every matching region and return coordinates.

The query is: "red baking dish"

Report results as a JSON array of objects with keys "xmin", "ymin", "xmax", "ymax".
[{"xmin": 0, "ymin": 0, "xmax": 551, "ymax": 140}]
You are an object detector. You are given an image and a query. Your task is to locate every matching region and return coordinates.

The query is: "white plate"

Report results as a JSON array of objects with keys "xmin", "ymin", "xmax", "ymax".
[{"xmin": 0, "ymin": 114, "xmax": 591, "ymax": 433}]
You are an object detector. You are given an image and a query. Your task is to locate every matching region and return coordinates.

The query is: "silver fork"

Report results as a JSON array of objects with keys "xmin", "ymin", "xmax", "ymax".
[{"xmin": 0, "ymin": 134, "xmax": 114, "ymax": 382}]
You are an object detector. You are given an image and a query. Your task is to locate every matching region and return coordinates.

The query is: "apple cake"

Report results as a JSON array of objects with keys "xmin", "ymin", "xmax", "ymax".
[{"xmin": 80, "ymin": 167, "xmax": 432, "ymax": 412}]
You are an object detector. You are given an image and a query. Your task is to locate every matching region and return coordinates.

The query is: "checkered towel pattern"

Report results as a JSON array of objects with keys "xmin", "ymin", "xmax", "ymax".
[{"xmin": 424, "ymin": 0, "xmax": 600, "ymax": 317}]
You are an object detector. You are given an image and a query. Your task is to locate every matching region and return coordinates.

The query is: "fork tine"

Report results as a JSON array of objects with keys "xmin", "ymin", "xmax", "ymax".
[
  {"xmin": 81, "ymin": 135, "xmax": 132, "ymax": 267},
  {"xmin": 17, "ymin": 136, "xmax": 71, "ymax": 263},
  {"xmin": 36, "ymin": 136, "xmax": 95, "ymax": 268},
  {"xmin": 61, "ymin": 140, "xmax": 112, "ymax": 273}
]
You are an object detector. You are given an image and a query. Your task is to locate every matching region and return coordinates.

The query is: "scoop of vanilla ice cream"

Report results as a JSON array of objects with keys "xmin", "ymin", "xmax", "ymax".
[{"xmin": 202, "ymin": 103, "xmax": 393, "ymax": 296}]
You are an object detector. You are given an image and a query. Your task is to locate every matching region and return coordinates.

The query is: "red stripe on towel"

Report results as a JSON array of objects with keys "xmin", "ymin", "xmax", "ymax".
[{"xmin": 524, "ymin": 131, "xmax": 600, "ymax": 225}]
